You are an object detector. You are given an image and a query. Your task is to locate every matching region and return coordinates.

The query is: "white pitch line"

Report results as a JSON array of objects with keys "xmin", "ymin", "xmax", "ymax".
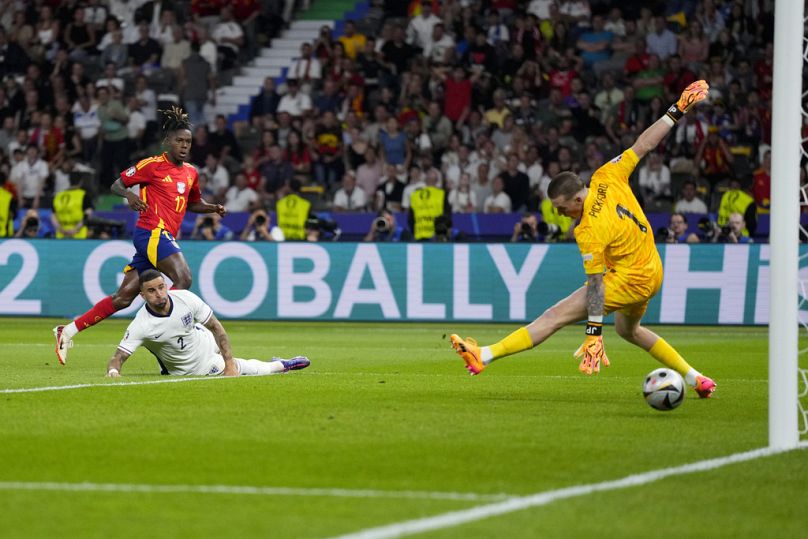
[
  {"xmin": 0, "ymin": 481, "xmax": 511, "ymax": 502},
  {"xmin": 0, "ymin": 376, "xmax": 231, "ymax": 394},
  {"xmin": 332, "ymin": 443, "xmax": 808, "ymax": 539}
]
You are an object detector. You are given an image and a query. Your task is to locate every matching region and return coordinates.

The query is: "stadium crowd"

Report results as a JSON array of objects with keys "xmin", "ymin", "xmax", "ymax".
[{"xmin": 0, "ymin": 0, "xmax": 791, "ymax": 244}]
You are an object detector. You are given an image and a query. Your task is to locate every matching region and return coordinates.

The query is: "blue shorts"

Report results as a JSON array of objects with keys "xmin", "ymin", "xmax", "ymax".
[{"xmin": 124, "ymin": 227, "xmax": 183, "ymax": 273}]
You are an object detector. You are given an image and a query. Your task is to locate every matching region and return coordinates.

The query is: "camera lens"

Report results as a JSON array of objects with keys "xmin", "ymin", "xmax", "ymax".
[
  {"xmin": 521, "ymin": 222, "xmax": 532, "ymax": 233},
  {"xmin": 374, "ymin": 216, "xmax": 389, "ymax": 232},
  {"xmin": 255, "ymin": 215, "xmax": 266, "ymax": 225}
]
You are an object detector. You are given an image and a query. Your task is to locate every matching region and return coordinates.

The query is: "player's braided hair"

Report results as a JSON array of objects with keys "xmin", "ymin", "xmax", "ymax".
[{"xmin": 158, "ymin": 105, "xmax": 191, "ymax": 136}]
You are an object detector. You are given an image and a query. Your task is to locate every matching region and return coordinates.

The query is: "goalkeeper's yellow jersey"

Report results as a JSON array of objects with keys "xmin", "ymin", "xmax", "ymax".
[{"xmin": 574, "ymin": 149, "xmax": 662, "ymax": 281}]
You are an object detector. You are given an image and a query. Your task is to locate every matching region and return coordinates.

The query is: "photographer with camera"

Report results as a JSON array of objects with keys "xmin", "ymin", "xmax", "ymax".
[
  {"xmin": 15, "ymin": 209, "xmax": 49, "ymax": 238},
  {"xmin": 657, "ymin": 212, "xmax": 700, "ymax": 243},
  {"xmin": 364, "ymin": 209, "xmax": 410, "ymax": 242},
  {"xmin": 192, "ymin": 212, "xmax": 234, "ymax": 241},
  {"xmin": 51, "ymin": 171, "xmax": 93, "ymax": 239},
  {"xmin": 304, "ymin": 215, "xmax": 341, "ymax": 242},
  {"xmin": 432, "ymin": 214, "xmax": 466, "ymax": 243},
  {"xmin": 511, "ymin": 213, "xmax": 539, "ymax": 242},
  {"xmin": 717, "ymin": 178, "xmax": 756, "ymax": 238},
  {"xmin": 240, "ymin": 209, "xmax": 284, "ymax": 242}
]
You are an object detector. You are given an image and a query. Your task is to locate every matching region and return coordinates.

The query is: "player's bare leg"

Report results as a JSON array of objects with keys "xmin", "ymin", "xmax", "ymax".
[
  {"xmin": 156, "ymin": 252, "xmax": 193, "ymax": 289},
  {"xmin": 450, "ymin": 286, "xmax": 588, "ymax": 374},
  {"xmin": 614, "ymin": 312, "xmax": 716, "ymax": 398},
  {"xmin": 54, "ymin": 270, "xmax": 142, "ymax": 365}
]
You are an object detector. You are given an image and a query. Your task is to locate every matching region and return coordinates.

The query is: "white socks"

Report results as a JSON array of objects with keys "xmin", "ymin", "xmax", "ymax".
[
  {"xmin": 480, "ymin": 347, "xmax": 494, "ymax": 364},
  {"xmin": 684, "ymin": 369, "xmax": 700, "ymax": 387},
  {"xmin": 63, "ymin": 322, "xmax": 78, "ymax": 339},
  {"xmin": 235, "ymin": 358, "xmax": 286, "ymax": 376}
]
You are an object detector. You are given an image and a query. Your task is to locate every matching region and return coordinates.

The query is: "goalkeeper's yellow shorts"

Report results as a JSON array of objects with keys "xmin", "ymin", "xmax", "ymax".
[{"xmin": 601, "ymin": 268, "xmax": 664, "ymax": 319}]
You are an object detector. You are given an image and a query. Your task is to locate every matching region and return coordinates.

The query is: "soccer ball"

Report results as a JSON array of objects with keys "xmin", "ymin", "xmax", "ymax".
[{"xmin": 643, "ymin": 368, "xmax": 685, "ymax": 411}]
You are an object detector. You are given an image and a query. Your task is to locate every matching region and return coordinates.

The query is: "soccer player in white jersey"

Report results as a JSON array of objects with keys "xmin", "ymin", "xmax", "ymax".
[{"xmin": 106, "ymin": 269, "xmax": 310, "ymax": 378}]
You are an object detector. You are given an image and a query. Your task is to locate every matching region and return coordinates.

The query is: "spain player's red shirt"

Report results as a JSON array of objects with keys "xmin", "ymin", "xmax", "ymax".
[{"xmin": 121, "ymin": 153, "xmax": 201, "ymax": 237}]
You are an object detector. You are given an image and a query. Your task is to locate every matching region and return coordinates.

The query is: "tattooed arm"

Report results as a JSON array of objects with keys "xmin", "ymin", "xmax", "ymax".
[{"xmin": 203, "ymin": 314, "xmax": 239, "ymax": 376}]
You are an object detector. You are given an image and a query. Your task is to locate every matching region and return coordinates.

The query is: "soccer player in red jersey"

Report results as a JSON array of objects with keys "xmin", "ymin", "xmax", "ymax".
[{"xmin": 53, "ymin": 107, "xmax": 226, "ymax": 364}]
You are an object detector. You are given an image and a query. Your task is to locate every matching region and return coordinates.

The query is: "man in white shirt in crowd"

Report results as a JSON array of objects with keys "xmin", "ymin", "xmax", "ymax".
[
  {"xmin": 211, "ymin": 5, "xmax": 244, "ymax": 70},
  {"xmin": 277, "ymin": 79, "xmax": 313, "ymax": 118},
  {"xmin": 401, "ymin": 166, "xmax": 427, "ymax": 211},
  {"xmin": 10, "ymin": 145, "xmax": 49, "ymax": 209},
  {"xmin": 107, "ymin": 270, "xmax": 310, "ymax": 378},
  {"xmin": 674, "ymin": 179, "xmax": 708, "ymax": 214},
  {"xmin": 224, "ymin": 171, "xmax": 260, "ymax": 212},
  {"xmin": 406, "ymin": 2, "xmax": 441, "ymax": 50},
  {"xmin": 332, "ymin": 171, "xmax": 368, "ymax": 212},
  {"xmin": 201, "ymin": 153, "xmax": 230, "ymax": 202},
  {"xmin": 290, "ymin": 42, "xmax": 322, "ymax": 94},
  {"xmin": 483, "ymin": 176, "xmax": 512, "ymax": 213}
]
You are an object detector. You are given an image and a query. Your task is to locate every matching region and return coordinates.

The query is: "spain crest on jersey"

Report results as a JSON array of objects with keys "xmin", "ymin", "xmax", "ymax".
[{"xmin": 177, "ymin": 182, "xmax": 186, "ymax": 194}]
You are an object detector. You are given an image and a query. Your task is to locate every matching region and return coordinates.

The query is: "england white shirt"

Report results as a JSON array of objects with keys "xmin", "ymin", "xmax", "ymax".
[
  {"xmin": 224, "ymin": 186, "xmax": 259, "ymax": 212},
  {"xmin": 118, "ymin": 290, "xmax": 219, "ymax": 376}
]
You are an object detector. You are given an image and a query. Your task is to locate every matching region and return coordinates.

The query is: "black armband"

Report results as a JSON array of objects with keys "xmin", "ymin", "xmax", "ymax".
[{"xmin": 585, "ymin": 322, "xmax": 603, "ymax": 336}]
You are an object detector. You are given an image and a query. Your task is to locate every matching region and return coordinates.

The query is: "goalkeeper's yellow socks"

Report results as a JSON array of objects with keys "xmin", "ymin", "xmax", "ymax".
[
  {"xmin": 648, "ymin": 338, "xmax": 700, "ymax": 386},
  {"xmin": 483, "ymin": 327, "xmax": 534, "ymax": 364}
]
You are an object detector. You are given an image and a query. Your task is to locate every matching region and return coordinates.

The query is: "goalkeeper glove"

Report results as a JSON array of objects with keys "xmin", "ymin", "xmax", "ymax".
[
  {"xmin": 574, "ymin": 322, "xmax": 610, "ymax": 375},
  {"xmin": 665, "ymin": 80, "xmax": 709, "ymax": 123}
]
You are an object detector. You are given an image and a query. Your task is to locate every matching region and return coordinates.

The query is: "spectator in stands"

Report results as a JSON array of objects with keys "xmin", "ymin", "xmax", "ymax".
[
  {"xmin": 224, "ymin": 171, "xmax": 260, "ymax": 213},
  {"xmin": 96, "ymin": 62, "xmax": 125, "ymax": 93},
  {"xmin": 753, "ymin": 149, "xmax": 771, "ymax": 213},
  {"xmin": 0, "ymin": 27, "xmax": 29, "ymax": 78},
  {"xmin": 338, "ymin": 20, "xmax": 366, "ymax": 60},
  {"xmin": 284, "ymin": 129, "xmax": 313, "ymax": 182},
  {"xmin": 179, "ymin": 41, "xmax": 215, "ymax": 127},
  {"xmin": 448, "ymin": 172, "xmax": 477, "ymax": 213},
  {"xmin": 209, "ymin": 114, "xmax": 243, "ymax": 163},
  {"xmin": 277, "ymin": 79, "xmax": 313, "ymax": 118},
  {"xmin": 192, "ymin": 212, "xmax": 234, "ymax": 241},
  {"xmin": 484, "ymin": 176, "xmax": 512, "ymax": 214},
  {"xmin": 201, "ymin": 153, "xmax": 230, "ymax": 203},
  {"xmin": 423, "ymin": 101, "xmax": 452, "ymax": 156},
  {"xmin": 96, "ymin": 86, "xmax": 129, "ymax": 186},
  {"xmin": 373, "ymin": 163, "xmax": 404, "ymax": 212},
  {"xmin": 213, "ymin": 5, "xmax": 245, "ymax": 71},
  {"xmin": 406, "ymin": 2, "xmax": 441, "ymax": 51},
  {"xmin": 646, "ymin": 15, "xmax": 677, "ymax": 61},
  {"xmin": 30, "ymin": 112, "xmax": 65, "ymax": 166},
  {"xmin": 633, "ymin": 53, "xmax": 665, "ymax": 103},
  {"xmin": 499, "ymin": 154, "xmax": 530, "ymax": 212},
  {"xmin": 290, "ymin": 43, "xmax": 322, "ymax": 94},
  {"xmin": 356, "ymin": 146, "xmax": 382, "ymax": 200},
  {"xmin": 161, "ymin": 24, "xmax": 191, "ymax": 77},
  {"xmin": 10, "ymin": 145, "xmax": 49, "ymax": 209},
  {"xmin": 674, "ymin": 180, "xmax": 709, "ymax": 214},
  {"xmin": 65, "ymin": 7, "xmax": 97, "ymax": 62},
  {"xmin": 128, "ymin": 21, "xmax": 161, "ymax": 73},
  {"xmin": 260, "ymin": 144, "xmax": 293, "ymax": 199},
  {"xmin": 134, "ymin": 75, "xmax": 158, "ymax": 133},
  {"xmin": 401, "ymin": 165, "xmax": 426, "ymax": 211},
  {"xmin": 312, "ymin": 110, "xmax": 343, "ymax": 188},
  {"xmin": 695, "ymin": 126, "xmax": 733, "ymax": 185},
  {"xmin": 638, "ymin": 152, "xmax": 672, "ymax": 207},
  {"xmin": 51, "ymin": 171, "xmax": 92, "ymax": 239},
  {"xmin": 240, "ymin": 208, "xmax": 284, "ymax": 242},
  {"xmin": 333, "ymin": 171, "xmax": 367, "ymax": 212},
  {"xmin": 196, "ymin": 25, "xmax": 218, "ymax": 72},
  {"xmin": 250, "ymin": 77, "xmax": 281, "ymax": 120},
  {"xmin": 485, "ymin": 89, "xmax": 511, "ymax": 129},
  {"xmin": 99, "ymin": 27, "xmax": 129, "ymax": 72},
  {"xmin": 379, "ymin": 116, "xmax": 410, "ymax": 169},
  {"xmin": 126, "ymin": 96, "xmax": 147, "ymax": 154},
  {"xmin": 576, "ymin": 14, "xmax": 613, "ymax": 71},
  {"xmin": 314, "ymin": 78, "xmax": 342, "ymax": 116},
  {"xmin": 382, "ymin": 24, "xmax": 416, "ymax": 77},
  {"xmin": 424, "ymin": 23, "xmax": 455, "ymax": 66}
]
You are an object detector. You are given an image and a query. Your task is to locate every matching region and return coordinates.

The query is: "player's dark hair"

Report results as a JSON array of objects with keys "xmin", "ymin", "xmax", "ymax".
[
  {"xmin": 547, "ymin": 171, "xmax": 584, "ymax": 200},
  {"xmin": 159, "ymin": 105, "xmax": 191, "ymax": 136},
  {"xmin": 139, "ymin": 269, "xmax": 164, "ymax": 286}
]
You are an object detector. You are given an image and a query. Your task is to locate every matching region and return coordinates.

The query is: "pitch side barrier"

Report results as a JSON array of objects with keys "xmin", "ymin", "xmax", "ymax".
[{"xmin": 0, "ymin": 240, "xmax": 799, "ymax": 324}]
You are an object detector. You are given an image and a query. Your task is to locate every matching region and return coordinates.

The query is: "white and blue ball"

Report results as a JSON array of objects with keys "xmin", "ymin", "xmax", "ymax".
[{"xmin": 643, "ymin": 368, "xmax": 685, "ymax": 411}]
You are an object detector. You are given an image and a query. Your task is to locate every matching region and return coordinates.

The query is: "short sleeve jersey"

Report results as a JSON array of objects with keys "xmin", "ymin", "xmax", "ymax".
[
  {"xmin": 121, "ymin": 153, "xmax": 201, "ymax": 236},
  {"xmin": 574, "ymin": 149, "xmax": 662, "ymax": 281},
  {"xmin": 117, "ymin": 290, "xmax": 215, "ymax": 375}
]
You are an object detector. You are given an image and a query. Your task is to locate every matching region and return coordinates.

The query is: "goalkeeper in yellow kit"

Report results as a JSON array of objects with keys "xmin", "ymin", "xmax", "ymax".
[{"xmin": 450, "ymin": 80, "xmax": 716, "ymax": 398}]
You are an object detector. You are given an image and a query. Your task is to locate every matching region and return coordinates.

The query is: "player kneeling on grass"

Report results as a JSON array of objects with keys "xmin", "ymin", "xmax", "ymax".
[
  {"xmin": 450, "ymin": 81, "xmax": 716, "ymax": 399},
  {"xmin": 106, "ymin": 269, "xmax": 310, "ymax": 378}
]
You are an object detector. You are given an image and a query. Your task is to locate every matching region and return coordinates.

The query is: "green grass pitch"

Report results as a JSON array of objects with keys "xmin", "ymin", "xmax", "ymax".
[{"xmin": 0, "ymin": 318, "xmax": 806, "ymax": 538}]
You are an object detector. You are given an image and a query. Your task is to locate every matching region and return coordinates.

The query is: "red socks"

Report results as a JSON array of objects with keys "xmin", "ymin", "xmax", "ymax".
[{"xmin": 74, "ymin": 296, "xmax": 118, "ymax": 331}]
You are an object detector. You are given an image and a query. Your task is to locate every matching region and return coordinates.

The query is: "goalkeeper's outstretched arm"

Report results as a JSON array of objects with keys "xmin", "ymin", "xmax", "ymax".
[{"xmin": 631, "ymin": 80, "xmax": 709, "ymax": 160}]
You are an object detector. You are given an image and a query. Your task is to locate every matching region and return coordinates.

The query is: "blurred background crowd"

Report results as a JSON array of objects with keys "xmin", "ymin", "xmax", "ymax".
[{"xmin": 0, "ymin": 0, "xmax": 791, "ymax": 244}]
